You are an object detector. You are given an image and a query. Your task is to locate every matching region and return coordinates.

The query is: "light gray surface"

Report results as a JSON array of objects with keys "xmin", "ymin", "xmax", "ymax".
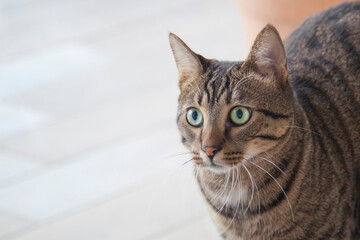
[{"xmin": 0, "ymin": 0, "xmax": 247, "ymax": 239}]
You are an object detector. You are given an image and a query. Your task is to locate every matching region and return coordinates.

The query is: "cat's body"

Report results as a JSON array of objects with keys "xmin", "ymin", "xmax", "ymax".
[{"xmin": 170, "ymin": 2, "xmax": 360, "ymax": 239}]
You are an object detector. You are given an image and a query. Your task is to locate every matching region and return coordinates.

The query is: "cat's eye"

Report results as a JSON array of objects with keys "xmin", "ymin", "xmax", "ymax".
[
  {"xmin": 230, "ymin": 106, "xmax": 251, "ymax": 126},
  {"xmin": 186, "ymin": 108, "xmax": 203, "ymax": 127}
]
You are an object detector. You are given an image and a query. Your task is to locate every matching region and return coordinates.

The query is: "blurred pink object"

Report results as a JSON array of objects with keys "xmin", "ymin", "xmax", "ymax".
[{"xmin": 237, "ymin": 0, "xmax": 356, "ymax": 47}]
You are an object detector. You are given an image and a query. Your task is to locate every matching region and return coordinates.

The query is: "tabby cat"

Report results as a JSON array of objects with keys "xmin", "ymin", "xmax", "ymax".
[{"xmin": 169, "ymin": 2, "xmax": 360, "ymax": 239}]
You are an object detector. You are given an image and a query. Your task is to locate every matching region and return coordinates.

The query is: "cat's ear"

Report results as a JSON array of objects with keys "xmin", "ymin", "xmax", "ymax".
[
  {"xmin": 242, "ymin": 24, "xmax": 288, "ymax": 83},
  {"xmin": 169, "ymin": 33, "xmax": 204, "ymax": 88}
]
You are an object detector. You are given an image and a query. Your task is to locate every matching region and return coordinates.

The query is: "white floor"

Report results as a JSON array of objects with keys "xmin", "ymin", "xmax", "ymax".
[{"xmin": 0, "ymin": 0, "xmax": 248, "ymax": 239}]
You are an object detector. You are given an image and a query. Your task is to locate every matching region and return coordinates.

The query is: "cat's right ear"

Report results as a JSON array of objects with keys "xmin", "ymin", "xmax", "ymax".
[
  {"xmin": 241, "ymin": 24, "xmax": 288, "ymax": 85},
  {"xmin": 169, "ymin": 33, "xmax": 203, "ymax": 89}
]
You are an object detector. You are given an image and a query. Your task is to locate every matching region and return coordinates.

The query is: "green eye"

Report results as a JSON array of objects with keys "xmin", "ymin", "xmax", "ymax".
[
  {"xmin": 186, "ymin": 108, "xmax": 203, "ymax": 127},
  {"xmin": 230, "ymin": 106, "xmax": 251, "ymax": 125}
]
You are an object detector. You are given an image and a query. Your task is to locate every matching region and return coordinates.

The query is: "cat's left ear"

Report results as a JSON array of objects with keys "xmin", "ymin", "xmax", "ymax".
[
  {"xmin": 242, "ymin": 24, "xmax": 288, "ymax": 84},
  {"xmin": 169, "ymin": 33, "xmax": 205, "ymax": 89}
]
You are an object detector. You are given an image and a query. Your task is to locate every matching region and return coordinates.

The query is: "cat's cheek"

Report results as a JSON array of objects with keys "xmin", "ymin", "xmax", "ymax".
[
  {"xmin": 178, "ymin": 125, "xmax": 203, "ymax": 154},
  {"xmin": 178, "ymin": 123, "xmax": 196, "ymax": 141},
  {"xmin": 243, "ymin": 140, "xmax": 274, "ymax": 159},
  {"xmin": 180, "ymin": 136, "xmax": 191, "ymax": 149},
  {"xmin": 179, "ymin": 135, "xmax": 196, "ymax": 151}
]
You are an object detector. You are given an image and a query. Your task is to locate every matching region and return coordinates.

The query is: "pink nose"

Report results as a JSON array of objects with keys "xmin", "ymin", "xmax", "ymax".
[{"xmin": 201, "ymin": 145, "xmax": 222, "ymax": 160}]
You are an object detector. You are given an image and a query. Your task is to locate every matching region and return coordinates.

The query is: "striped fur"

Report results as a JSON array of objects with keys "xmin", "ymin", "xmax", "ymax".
[{"xmin": 170, "ymin": 2, "xmax": 360, "ymax": 239}]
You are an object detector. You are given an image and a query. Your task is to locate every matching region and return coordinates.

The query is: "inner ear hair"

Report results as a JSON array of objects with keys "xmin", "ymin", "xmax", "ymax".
[
  {"xmin": 169, "ymin": 33, "xmax": 205, "ymax": 88},
  {"xmin": 243, "ymin": 24, "xmax": 288, "ymax": 82}
]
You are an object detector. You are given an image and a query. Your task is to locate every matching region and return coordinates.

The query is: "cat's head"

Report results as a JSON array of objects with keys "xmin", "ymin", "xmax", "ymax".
[{"xmin": 170, "ymin": 25, "xmax": 294, "ymax": 172}]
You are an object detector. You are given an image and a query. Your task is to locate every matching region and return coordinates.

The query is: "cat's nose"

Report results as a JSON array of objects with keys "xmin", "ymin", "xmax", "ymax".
[{"xmin": 201, "ymin": 145, "xmax": 222, "ymax": 160}]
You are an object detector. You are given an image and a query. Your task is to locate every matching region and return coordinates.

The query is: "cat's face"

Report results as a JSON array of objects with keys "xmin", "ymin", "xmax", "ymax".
[{"xmin": 170, "ymin": 25, "xmax": 294, "ymax": 172}]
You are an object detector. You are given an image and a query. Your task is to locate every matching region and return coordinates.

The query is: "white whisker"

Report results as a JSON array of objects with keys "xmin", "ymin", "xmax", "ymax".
[
  {"xmin": 182, "ymin": 158, "xmax": 194, "ymax": 166},
  {"xmin": 208, "ymin": 170, "xmax": 230, "ymax": 206},
  {"xmin": 242, "ymin": 164, "xmax": 255, "ymax": 215},
  {"xmin": 282, "ymin": 125, "xmax": 320, "ymax": 136},
  {"xmin": 165, "ymin": 151, "xmax": 193, "ymax": 159},
  {"xmin": 245, "ymin": 153, "xmax": 287, "ymax": 177},
  {"xmin": 248, "ymin": 160, "xmax": 295, "ymax": 221},
  {"xmin": 218, "ymin": 168, "xmax": 235, "ymax": 214},
  {"xmin": 194, "ymin": 166, "xmax": 200, "ymax": 180},
  {"xmin": 220, "ymin": 166, "xmax": 242, "ymax": 234}
]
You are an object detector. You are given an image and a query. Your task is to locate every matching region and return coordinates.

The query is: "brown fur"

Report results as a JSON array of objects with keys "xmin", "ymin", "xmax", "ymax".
[{"xmin": 170, "ymin": 2, "xmax": 360, "ymax": 239}]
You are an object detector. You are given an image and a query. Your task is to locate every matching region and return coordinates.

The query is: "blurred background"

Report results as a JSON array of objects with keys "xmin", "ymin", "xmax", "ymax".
[
  {"xmin": 0, "ymin": 0, "xmax": 345, "ymax": 239},
  {"xmin": 0, "ymin": 0, "xmax": 246, "ymax": 239}
]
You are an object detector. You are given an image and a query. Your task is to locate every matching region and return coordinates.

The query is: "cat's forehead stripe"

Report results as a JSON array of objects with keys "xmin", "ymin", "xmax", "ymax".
[
  {"xmin": 216, "ymin": 73, "xmax": 231, "ymax": 103},
  {"xmin": 203, "ymin": 62, "xmax": 240, "ymax": 105}
]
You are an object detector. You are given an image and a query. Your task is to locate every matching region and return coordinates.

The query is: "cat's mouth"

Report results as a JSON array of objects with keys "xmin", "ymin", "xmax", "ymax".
[{"xmin": 192, "ymin": 153, "xmax": 244, "ymax": 170}]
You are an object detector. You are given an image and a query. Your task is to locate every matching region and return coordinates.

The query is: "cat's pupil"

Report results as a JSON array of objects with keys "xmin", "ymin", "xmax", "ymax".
[
  {"xmin": 192, "ymin": 111, "xmax": 198, "ymax": 120},
  {"xmin": 236, "ymin": 110, "xmax": 243, "ymax": 119}
]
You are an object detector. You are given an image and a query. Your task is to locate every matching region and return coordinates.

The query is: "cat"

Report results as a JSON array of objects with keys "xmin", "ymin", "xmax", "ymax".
[{"xmin": 169, "ymin": 2, "xmax": 360, "ymax": 240}]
